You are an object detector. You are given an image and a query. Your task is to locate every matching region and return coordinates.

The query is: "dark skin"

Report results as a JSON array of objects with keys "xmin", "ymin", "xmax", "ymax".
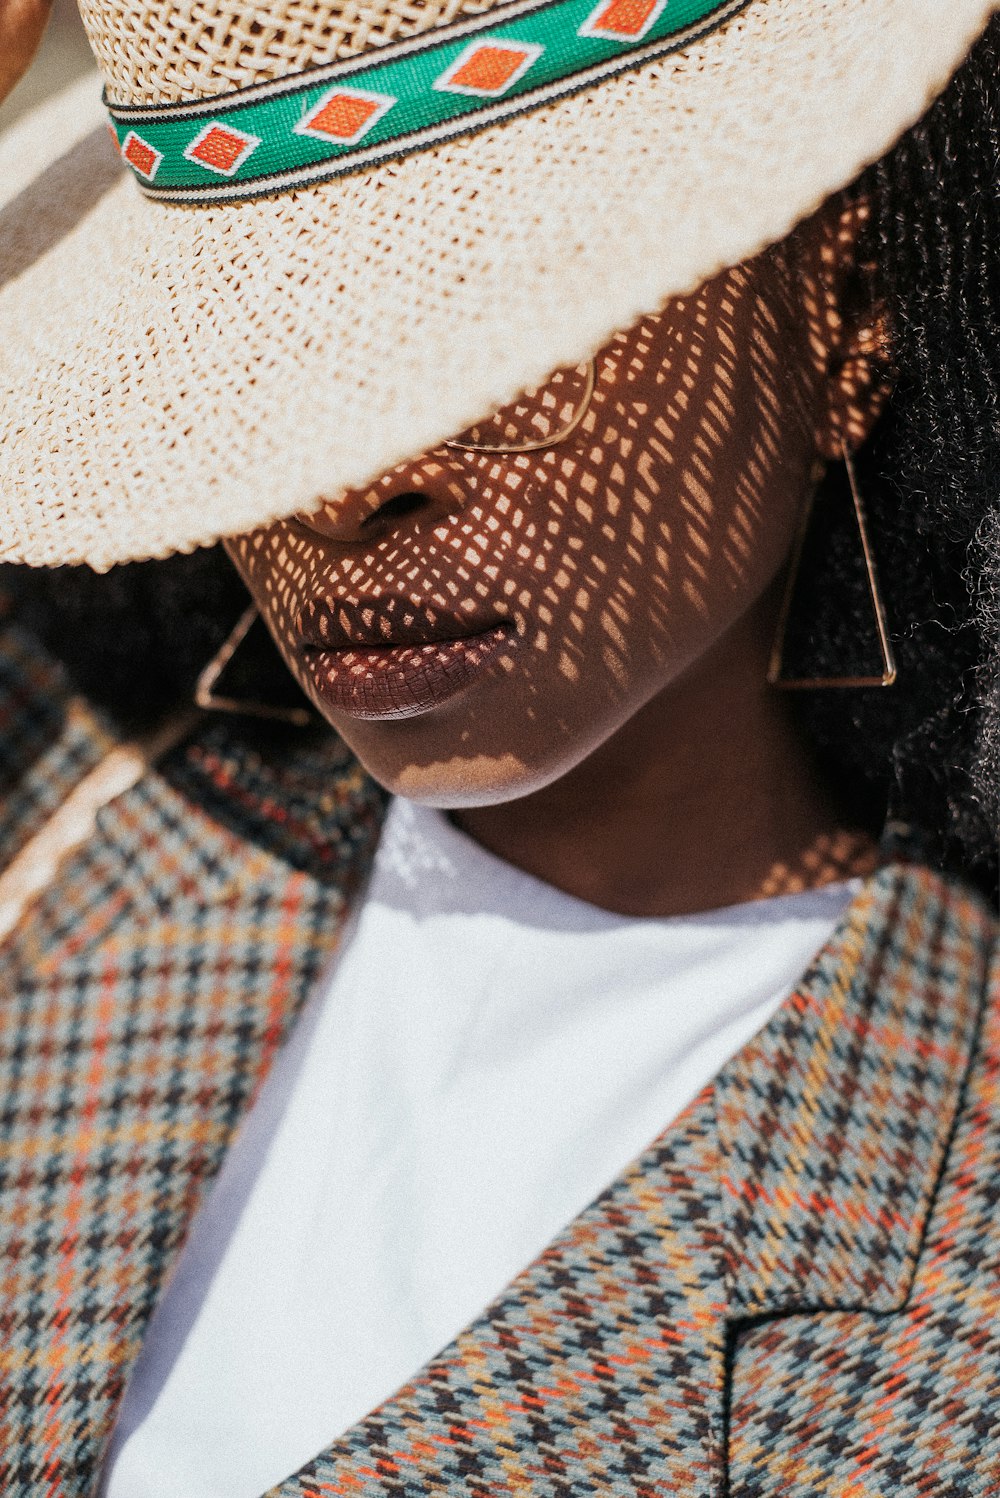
[
  {"xmin": 1, "ymin": 21, "xmax": 888, "ymax": 919},
  {"xmin": 453, "ymin": 592, "xmax": 879, "ymax": 917},
  {"xmin": 225, "ymin": 200, "xmax": 891, "ymax": 917}
]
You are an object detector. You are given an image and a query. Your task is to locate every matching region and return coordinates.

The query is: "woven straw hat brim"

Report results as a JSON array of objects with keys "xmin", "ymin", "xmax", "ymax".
[{"xmin": 1, "ymin": 0, "xmax": 996, "ymax": 569}]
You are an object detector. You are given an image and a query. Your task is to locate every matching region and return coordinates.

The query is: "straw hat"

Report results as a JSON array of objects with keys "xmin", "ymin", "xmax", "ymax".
[{"xmin": 1, "ymin": 0, "xmax": 997, "ymax": 570}]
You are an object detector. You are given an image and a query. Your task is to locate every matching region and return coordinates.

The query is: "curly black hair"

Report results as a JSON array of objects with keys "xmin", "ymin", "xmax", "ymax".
[
  {"xmin": 787, "ymin": 17, "xmax": 1000, "ymax": 894},
  {"xmin": 3, "ymin": 19, "xmax": 999, "ymax": 892}
]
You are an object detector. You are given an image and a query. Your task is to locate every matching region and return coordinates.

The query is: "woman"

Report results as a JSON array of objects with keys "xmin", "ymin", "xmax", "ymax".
[{"xmin": 1, "ymin": 0, "xmax": 999, "ymax": 1494}]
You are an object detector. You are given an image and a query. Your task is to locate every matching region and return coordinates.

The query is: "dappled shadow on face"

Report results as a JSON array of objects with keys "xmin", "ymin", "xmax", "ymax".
[{"xmin": 226, "ymin": 237, "xmax": 845, "ymax": 802}]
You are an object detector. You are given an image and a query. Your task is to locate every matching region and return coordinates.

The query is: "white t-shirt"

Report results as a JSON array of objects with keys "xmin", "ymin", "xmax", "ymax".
[{"xmin": 103, "ymin": 798, "xmax": 856, "ymax": 1498}]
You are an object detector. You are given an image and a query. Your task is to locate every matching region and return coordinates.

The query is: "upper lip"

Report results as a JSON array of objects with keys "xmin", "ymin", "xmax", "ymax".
[{"xmin": 296, "ymin": 596, "xmax": 509, "ymax": 652}]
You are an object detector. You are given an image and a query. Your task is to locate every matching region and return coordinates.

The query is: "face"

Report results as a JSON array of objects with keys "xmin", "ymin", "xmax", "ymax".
[{"xmin": 226, "ymin": 205, "xmax": 884, "ymax": 807}]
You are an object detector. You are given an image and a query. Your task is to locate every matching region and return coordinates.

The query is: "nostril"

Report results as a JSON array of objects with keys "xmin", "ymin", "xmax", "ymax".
[{"xmin": 360, "ymin": 491, "xmax": 429, "ymax": 530}]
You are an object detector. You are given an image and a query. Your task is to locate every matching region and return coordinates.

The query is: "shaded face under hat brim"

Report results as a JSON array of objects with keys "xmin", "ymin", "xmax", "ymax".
[{"xmin": 1, "ymin": 0, "xmax": 997, "ymax": 570}]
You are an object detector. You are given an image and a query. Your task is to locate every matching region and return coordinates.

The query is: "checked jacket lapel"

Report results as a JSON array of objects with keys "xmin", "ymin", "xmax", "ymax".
[
  {"xmin": 719, "ymin": 861, "xmax": 995, "ymax": 1494},
  {"xmin": 716, "ymin": 860, "xmax": 992, "ymax": 1321},
  {"xmin": 0, "ymin": 706, "xmax": 386, "ymax": 1497},
  {"xmin": 270, "ymin": 1081, "xmax": 734, "ymax": 1498},
  {"xmin": 270, "ymin": 861, "xmax": 993, "ymax": 1498}
]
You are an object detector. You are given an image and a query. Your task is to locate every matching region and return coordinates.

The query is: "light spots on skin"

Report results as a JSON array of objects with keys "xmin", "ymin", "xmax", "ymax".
[{"xmin": 225, "ymin": 201, "xmax": 889, "ymax": 807}]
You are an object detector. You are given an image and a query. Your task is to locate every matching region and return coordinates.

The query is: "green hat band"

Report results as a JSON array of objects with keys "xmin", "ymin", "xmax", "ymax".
[{"xmin": 106, "ymin": 0, "xmax": 747, "ymax": 203}]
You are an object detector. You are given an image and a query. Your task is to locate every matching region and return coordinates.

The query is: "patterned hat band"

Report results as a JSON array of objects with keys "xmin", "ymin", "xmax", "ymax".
[{"xmin": 106, "ymin": 0, "xmax": 746, "ymax": 203}]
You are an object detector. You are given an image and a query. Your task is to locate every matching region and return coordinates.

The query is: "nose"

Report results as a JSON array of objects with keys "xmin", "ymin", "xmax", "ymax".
[{"xmin": 297, "ymin": 454, "xmax": 469, "ymax": 544}]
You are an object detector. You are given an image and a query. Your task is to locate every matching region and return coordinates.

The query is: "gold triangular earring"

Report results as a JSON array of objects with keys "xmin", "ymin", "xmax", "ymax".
[
  {"xmin": 194, "ymin": 603, "xmax": 313, "ymax": 725},
  {"xmin": 767, "ymin": 440, "xmax": 897, "ymax": 690}
]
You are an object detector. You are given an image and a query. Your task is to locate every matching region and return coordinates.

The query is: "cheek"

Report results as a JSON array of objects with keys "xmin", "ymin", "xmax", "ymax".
[
  {"xmin": 511, "ymin": 292, "xmax": 810, "ymax": 688},
  {"xmin": 222, "ymin": 277, "xmax": 813, "ymax": 805},
  {"xmin": 222, "ymin": 530, "xmax": 325, "ymax": 708}
]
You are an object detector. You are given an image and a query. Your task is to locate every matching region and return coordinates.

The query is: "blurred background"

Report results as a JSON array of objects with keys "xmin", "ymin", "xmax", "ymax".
[{"xmin": 0, "ymin": 0, "xmax": 96, "ymax": 133}]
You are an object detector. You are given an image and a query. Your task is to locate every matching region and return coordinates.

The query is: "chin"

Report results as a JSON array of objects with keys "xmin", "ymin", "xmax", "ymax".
[
  {"xmin": 349, "ymin": 751, "xmax": 550, "ymax": 810},
  {"xmin": 328, "ymin": 714, "xmax": 592, "ymax": 808},
  {"xmin": 320, "ymin": 675, "xmax": 639, "ymax": 808}
]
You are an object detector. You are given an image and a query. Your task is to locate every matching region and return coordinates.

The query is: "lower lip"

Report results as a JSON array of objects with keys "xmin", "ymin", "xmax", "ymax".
[{"xmin": 302, "ymin": 624, "xmax": 515, "ymax": 720}]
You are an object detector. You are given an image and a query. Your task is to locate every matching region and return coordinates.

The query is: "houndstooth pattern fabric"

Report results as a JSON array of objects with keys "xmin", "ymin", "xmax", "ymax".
[
  {"xmin": 0, "ymin": 622, "xmax": 118, "ymax": 874},
  {"xmin": 1, "ymin": 625, "xmax": 998, "ymax": 1496},
  {"xmin": 268, "ymin": 1091, "xmax": 732, "ymax": 1498},
  {"xmin": 728, "ymin": 934, "xmax": 1000, "ymax": 1495},
  {"xmin": 716, "ymin": 867, "xmax": 986, "ymax": 1317}
]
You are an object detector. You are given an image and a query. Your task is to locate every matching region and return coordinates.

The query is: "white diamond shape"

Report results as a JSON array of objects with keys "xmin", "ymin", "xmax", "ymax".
[
  {"xmin": 433, "ymin": 40, "xmax": 543, "ymax": 98},
  {"xmin": 183, "ymin": 121, "xmax": 261, "ymax": 178},
  {"xmin": 294, "ymin": 86, "xmax": 396, "ymax": 145}
]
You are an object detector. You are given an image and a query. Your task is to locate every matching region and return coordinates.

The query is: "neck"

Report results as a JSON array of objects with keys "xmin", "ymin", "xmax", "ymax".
[{"xmin": 453, "ymin": 589, "xmax": 878, "ymax": 918}]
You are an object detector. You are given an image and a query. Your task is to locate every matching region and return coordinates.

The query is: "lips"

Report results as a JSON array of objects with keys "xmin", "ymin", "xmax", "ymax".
[{"xmin": 297, "ymin": 598, "xmax": 515, "ymax": 719}]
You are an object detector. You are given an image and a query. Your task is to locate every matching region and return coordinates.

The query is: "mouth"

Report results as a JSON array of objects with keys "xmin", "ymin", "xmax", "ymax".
[{"xmin": 297, "ymin": 600, "xmax": 516, "ymax": 720}]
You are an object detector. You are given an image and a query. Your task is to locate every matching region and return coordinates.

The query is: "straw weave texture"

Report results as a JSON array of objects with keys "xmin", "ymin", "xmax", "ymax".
[
  {"xmin": 80, "ymin": 0, "xmax": 493, "ymax": 106},
  {"xmin": 1, "ymin": 0, "xmax": 997, "ymax": 567}
]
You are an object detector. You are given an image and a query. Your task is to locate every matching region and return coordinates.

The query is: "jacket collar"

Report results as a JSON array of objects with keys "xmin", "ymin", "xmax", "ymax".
[{"xmin": 714, "ymin": 859, "xmax": 993, "ymax": 1318}]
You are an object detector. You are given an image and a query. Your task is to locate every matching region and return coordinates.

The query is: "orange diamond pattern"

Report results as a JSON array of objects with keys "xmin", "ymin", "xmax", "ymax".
[
  {"xmin": 446, "ymin": 44, "xmax": 534, "ymax": 94},
  {"xmin": 188, "ymin": 124, "xmax": 257, "ymax": 174},
  {"xmin": 123, "ymin": 132, "xmax": 159, "ymax": 179},
  {"xmin": 307, "ymin": 93, "xmax": 382, "ymax": 140},
  {"xmin": 582, "ymin": 0, "xmax": 662, "ymax": 36},
  {"xmin": 114, "ymin": 0, "xmax": 686, "ymax": 196}
]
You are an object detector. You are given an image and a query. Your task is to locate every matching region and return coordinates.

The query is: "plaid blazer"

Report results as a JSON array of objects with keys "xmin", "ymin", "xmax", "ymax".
[{"xmin": 1, "ymin": 619, "xmax": 999, "ymax": 1498}]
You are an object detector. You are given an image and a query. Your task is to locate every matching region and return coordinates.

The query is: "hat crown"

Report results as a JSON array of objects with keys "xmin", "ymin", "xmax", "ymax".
[{"xmin": 79, "ymin": 0, "xmax": 496, "ymax": 105}]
